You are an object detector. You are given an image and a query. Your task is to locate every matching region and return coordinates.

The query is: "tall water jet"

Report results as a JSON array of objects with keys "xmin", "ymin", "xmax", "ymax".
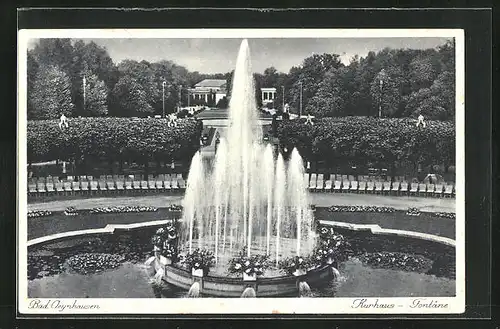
[
  {"xmin": 181, "ymin": 39, "xmax": 315, "ymax": 271},
  {"xmin": 274, "ymin": 153, "xmax": 286, "ymax": 266}
]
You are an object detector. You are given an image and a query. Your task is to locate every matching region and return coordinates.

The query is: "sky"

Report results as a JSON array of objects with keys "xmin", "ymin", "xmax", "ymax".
[{"xmin": 28, "ymin": 37, "xmax": 451, "ymax": 74}]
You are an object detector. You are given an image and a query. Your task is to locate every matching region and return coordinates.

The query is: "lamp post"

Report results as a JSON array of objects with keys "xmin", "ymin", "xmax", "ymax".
[
  {"xmin": 82, "ymin": 75, "xmax": 86, "ymax": 112},
  {"xmin": 162, "ymin": 81, "xmax": 166, "ymax": 118},
  {"xmin": 281, "ymin": 86, "xmax": 285, "ymax": 112},
  {"xmin": 178, "ymin": 85, "xmax": 183, "ymax": 113},
  {"xmin": 378, "ymin": 79, "xmax": 384, "ymax": 118},
  {"xmin": 299, "ymin": 81, "xmax": 303, "ymax": 117}
]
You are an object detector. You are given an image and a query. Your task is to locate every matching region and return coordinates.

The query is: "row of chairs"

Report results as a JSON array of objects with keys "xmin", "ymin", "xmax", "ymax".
[
  {"xmin": 28, "ymin": 174, "xmax": 186, "ymax": 197},
  {"xmin": 305, "ymin": 173, "xmax": 455, "ymax": 198}
]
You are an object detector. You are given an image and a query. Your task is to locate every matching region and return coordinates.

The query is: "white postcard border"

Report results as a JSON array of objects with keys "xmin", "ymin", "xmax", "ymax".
[{"xmin": 17, "ymin": 28, "xmax": 465, "ymax": 315}]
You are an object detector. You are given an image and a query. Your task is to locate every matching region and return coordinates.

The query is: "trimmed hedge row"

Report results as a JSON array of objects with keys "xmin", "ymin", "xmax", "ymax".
[
  {"xmin": 27, "ymin": 117, "xmax": 203, "ymax": 163},
  {"xmin": 276, "ymin": 117, "xmax": 455, "ymax": 169}
]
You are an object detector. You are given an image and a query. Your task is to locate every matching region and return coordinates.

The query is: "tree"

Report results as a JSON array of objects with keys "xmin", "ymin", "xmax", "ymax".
[
  {"xmin": 83, "ymin": 73, "xmax": 108, "ymax": 116},
  {"xmin": 305, "ymin": 67, "xmax": 350, "ymax": 117},
  {"xmin": 71, "ymin": 40, "xmax": 118, "ymax": 114},
  {"xmin": 370, "ymin": 67, "xmax": 404, "ymax": 118},
  {"xmin": 111, "ymin": 75, "xmax": 153, "ymax": 117},
  {"xmin": 216, "ymin": 96, "xmax": 229, "ymax": 109},
  {"xmin": 29, "ymin": 65, "xmax": 74, "ymax": 119},
  {"xmin": 27, "ymin": 50, "xmax": 39, "ymax": 114}
]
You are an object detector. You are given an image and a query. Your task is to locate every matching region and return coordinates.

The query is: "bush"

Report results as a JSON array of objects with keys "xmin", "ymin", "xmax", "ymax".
[
  {"xmin": 276, "ymin": 117, "xmax": 455, "ymax": 170},
  {"xmin": 27, "ymin": 117, "xmax": 203, "ymax": 163}
]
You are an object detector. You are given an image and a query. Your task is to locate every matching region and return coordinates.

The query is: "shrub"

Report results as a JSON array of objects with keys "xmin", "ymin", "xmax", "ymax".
[
  {"xmin": 276, "ymin": 117, "xmax": 455, "ymax": 170},
  {"xmin": 27, "ymin": 117, "xmax": 202, "ymax": 163}
]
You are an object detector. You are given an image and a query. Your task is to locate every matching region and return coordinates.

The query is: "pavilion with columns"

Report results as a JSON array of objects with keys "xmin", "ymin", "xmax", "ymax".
[
  {"xmin": 261, "ymin": 87, "xmax": 277, "ymax": 107},
  {"xmin": 188, "ymin": 79, "xmax": 227, "ymax": 106}
]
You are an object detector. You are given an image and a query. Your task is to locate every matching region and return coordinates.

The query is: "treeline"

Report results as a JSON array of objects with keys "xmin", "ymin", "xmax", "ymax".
[
  {"xmin": 257, "ymin": 39, "xmax": 455, "ymax": 121},
  {"xmin": 276, "ymin": 117, "xmax": 455, "ymax": 175},
  {"xmin": 27, "ymin": 38, "xmax": 455, "ymax": 121}
]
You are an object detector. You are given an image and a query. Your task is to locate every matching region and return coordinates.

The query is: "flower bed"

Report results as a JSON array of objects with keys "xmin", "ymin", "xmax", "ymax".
[
  {"xmin": 89, "ymin": 206, "xmax": 158, "ymax": 214},
  {"xmin": 327, "ymin": 205, "xmax": 396, "ymax": 213},
  {"xmin": 432, "ymin": 212, "xmax": 456, "ymax": 220},
  {"xmin": 279, "ymin": 256, "xmax": 311, "ymax": 276},
  {"xmin": 27, "ymin": 210, "xmax": 53, "ymax": 218},
  {"xmin": 406, "ymin": 207, "xmax": 421, "ymax": 216},
  {"xmin": 66, "ymin": 252, "xmax": 125, "ymax": 275},
  {"xmin": 228, "ymin": 247, "xmax": 269, "ymax": 277},
  {"xmin": 64, "ymin": 206, "xmax": 78, "ymax": 216},
  {"xmin": 182, "ymin": 248, "xmax": 216, "ymax": 276},
  {"xmin": 151, "ymin": 220, "xmax": 180, "ymax": 262},
  {"xmin": 168, "ymin": 204, "xmax": 183, "ymax": 212},
  {"xmin": 358, "ymin": 252, "xmax": 433, "ymax": 273}
]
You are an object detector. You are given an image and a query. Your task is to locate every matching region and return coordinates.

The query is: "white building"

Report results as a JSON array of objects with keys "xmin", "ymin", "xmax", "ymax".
[
  {"xmin": 188, "ymin": 79, "xmax": 227, "ymax": 105},
  {"xmin": 261, "ymin": 87, "xmax": 277, "ymax": 107}
]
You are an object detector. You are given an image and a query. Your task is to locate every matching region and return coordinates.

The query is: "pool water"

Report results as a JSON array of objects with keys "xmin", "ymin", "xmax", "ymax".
[
  {"xmin": 28, "ymin": 258, "xmax": 455, "ymax": 298},
  {"xmin": 27, "ymin": 229, "xmax": 455, "ymax": 298}
]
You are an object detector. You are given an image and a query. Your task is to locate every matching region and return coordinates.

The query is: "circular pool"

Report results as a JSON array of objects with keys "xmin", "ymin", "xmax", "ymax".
[{"xmin": 27, "ymin": 207, "xmax": 456, "ymax": 298}]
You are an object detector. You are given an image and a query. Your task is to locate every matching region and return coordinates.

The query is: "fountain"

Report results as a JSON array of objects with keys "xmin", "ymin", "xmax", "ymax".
[{"xmin": 158, "ymin": 39, "xmax": 335, "ymax": 297}]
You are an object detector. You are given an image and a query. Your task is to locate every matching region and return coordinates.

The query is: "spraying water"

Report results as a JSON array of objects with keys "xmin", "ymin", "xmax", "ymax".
[{"xmin": 181, "ymin": 39, "xmax": 314, "ymax": 269}]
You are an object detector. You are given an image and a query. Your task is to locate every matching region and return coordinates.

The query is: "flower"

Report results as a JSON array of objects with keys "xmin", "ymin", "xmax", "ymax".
[
  {"xmin": 244, "ymin": 260, "xmax": 250, "ymax": 267},
  {"xmin": 234, "ymin": 263, "xmax": 241, "ymax": 270}
]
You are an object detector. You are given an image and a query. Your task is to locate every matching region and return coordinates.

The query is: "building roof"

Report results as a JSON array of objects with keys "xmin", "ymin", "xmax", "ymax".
[
  {"xmin": 194, "ymin": 79, "xmax": 227, "ymax": 88},
  {"xmin": 261, "ymin": 87, "xmax": 277, "ymax": 91}
]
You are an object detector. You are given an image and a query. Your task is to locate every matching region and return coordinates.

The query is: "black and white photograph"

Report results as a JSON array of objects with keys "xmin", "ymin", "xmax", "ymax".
[{"xmin": 17, "ymin": 28, "xmax": 465, "ymax": 314}]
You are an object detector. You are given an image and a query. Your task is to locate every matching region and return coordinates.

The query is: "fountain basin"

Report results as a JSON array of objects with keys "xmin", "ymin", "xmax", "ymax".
[{"xmin": 163, "ymin": 263, "xmax": 335, "ymax": 297}]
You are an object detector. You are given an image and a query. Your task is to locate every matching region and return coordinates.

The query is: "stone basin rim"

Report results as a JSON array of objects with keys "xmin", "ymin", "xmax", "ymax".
[{"xmin": 27, "ymin": 218, "xmax": 455, "ymax": 249}]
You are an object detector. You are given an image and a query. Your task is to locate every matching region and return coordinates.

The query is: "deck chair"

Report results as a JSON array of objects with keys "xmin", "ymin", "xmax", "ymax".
[
  {"xmin": 382, "ymin": 181, "xmax": 392, "ymax": 194},
  {"xmin": 418, "ymin": 183, "xmax": 427, "ymax": 196},
  {"xmin": 52, "ymin": 181, "xmax": 62, "ymax": 195},
  {"xmin": 125, "ymin": 180, "xmax": 134, "ymax": 192},
  {"xmin": 46, "ymin": 181, "xmax": 56, "ymax": 195},
  {"xmin": 106, "ymin": 179, "xmax": 116, "ymax": 193},
  {"xmin": 164, "ymin": 174, "xmax": 172, "ymax": 191},
  {"xmin": 358, "ymin": 181, "xmax": 366, "ymax": 193},
  {"xmin": 89, "ymin": 180, "xmax": 99, "ymax": 194},
  {"xmin": 341, "ymin": 180, "xmax": 350, "ymax": 192},
  {"xmin": 80, "ymin": 181, "xmax": 89, "ymax": 194},
  {"xmin": 155, "ymin": 178, "xmax": 164, "ymax": 191},
  {"xmin": 71, "ymin": 181, "xmax": 81, "ymax": 194},
  {"xmin": 399, "ymin": 182, "xmax": 409, "ymax": 195},
  {"xmin": 98, "ymin": 180, "xmax": 108, "ymax": 193},
  {"xmin": 178, "ymin": 174, "xmax": 186, "ymax": 190},
  {"xmin": 366, "ymin": 181, "xmax": 375, "ymax": 194},
  {"xmin": 426, "ymin": 184, "xmax": 435, "ymax": 197},
  {"xmin": 132, "ymin": 179, "xmax": 142, "ymax": 191},
  {"xmin": 140, "ymin": 180, "xmax": 149, "ymax": 191},
  {"xmin": 28, "ymin": 183, "xmax": 38, "ymax": 196},
  {"xmin": 171, "ymin": 175, "xmax": 179, "ymax": 190},
  {"xmin": 434, "ymin": 184, "xmax": 444, "ymax": 197},
  {"xmin": 148, "ymin": 178, "xmax": 157, "ymax": 191},
  {"xmin": 348, "ymin": 175, "xmax": 355, "ymax": 182},
  {"xmin": 391, "ymin": 181, "xmax": 400, "ymax": 195},
  {"xmin": 115, "ymin": 180, "xmax": 125, "ymax": 194},
  {"xmin": 316, "ymin": 174, "xmax": 324, "ymax": 192},
  {"xmin": 349, "ymin": 180, "xmax": 358, "ymax": 193},
  {"xmin": 303, "ymin": 173, "xmax": 310, "ymax": 188},
  {"xmin": 341, "ymin": 175, "xmax": 348, "ymax": 182},
  {"xmin": 374, "ymin": 181, "xmax": 383, "ymax": 194},
  {"xmin": 444, "ymin": 184, "xmax": 454, "ymax": 198},
  {"xmin": 309, "ymin": 174, "xmax": 317, "ymax": 191},
  {"xmin": 324, "ymin": 176, "xmax": 333, "ymax": 191},
  {"xmin": 63, "ymin": 181, "xmax": 73, "ymax": 195},
  {"xmin": 333, "ymin": 180, "xmax": 342, "ymax": 192},
  {"xmin": 409, "ymin": 183, "xmax": 418, "ymax": 196},
  {"xmin": 36, "ymin": 182, "xmax": 46, "ymax": 195}
]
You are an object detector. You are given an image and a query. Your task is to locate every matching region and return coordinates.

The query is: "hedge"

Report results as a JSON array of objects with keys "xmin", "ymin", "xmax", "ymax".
[
  {"xmin": 27, "ymin": 117, "xmax": 203, "ymax": 164},
  {"xmin": 276, "ymin": 117, "xmax": 455, "ymax": 171}
]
